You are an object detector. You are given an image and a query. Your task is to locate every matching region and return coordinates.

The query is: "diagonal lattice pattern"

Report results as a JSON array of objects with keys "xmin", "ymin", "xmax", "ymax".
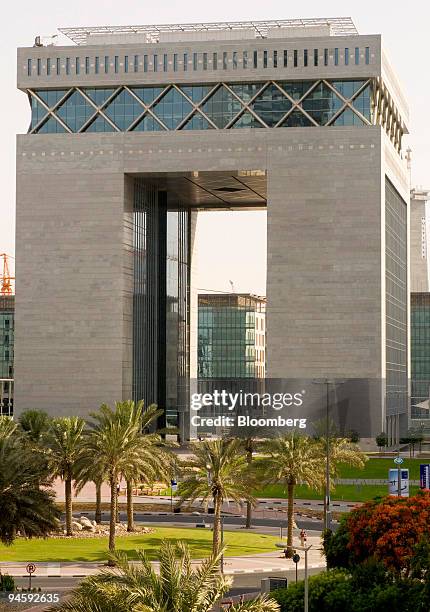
[{"xmin": 28, "ymin": 79, "xmax": 374, "ymax": 135}]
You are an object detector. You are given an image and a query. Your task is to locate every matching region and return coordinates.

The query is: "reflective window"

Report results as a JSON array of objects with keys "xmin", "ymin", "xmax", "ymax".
[
  {"xmin": 280, "ymin": 81, "xmax": 314, "ymax": 100},
  {"xmin": 213, "ymin": 52, "xmax": 218, "ymax": 70},
  {"xmin": 66, "ymin": 58, "xmax": 70, "ymax": 75},
  {"xmin": 56, "ymin": 58, "xmax": 60, "ymax": 75},
  {"xmin": 31, "ymin": 97, "xmax": 47, "ymax": 129},
  {"xmin": 181, "ymin": 112, "xmax": 214, "ymax": 130},
  {"xmin": 253, "ymin": 50, "xmax": 258, "ymax": 68},
  {"xmin": 251, "ymin": 84, "xmax": 292, "ymax": 126},
  {"xmin": 294, "ymin": 50, "xmax": 298, "ymax": 67},
  {"xmin": 84, "ymin": 88, "xmax": 115, "ymax": 106},
  {"xmin": 37, "ymin": 58, "xmax": 41, "ymax": 76},
  {"xmin": 134, "ymin": 55, "xmax": 139, "ymax": 72},
  {"xmin": 36, "ymin": 89, "xmax": 68, "ymax": 107},
  {"xmin": 124, "ymin": 56, "xmax": 129, "ymax": 73},
  {"xmin": 153, "ymin": 55, "xmax": 158, "ymax": 72},
  {"xmin": 243, "ymin": 50, "xmax": 248, "ymax": 69},
  {"xmin": 84, "ymin": 115, "xmax": 115, "ymax": 132},
  {"xmin": 232, "ymin": 52, "xmax": 238, "ymax": 69},
  {"xmin": 193, "ymin": 53, "xmax": 198, "ymax": 70},
  {"xmin": 144, "ymin": 55, "xmax": 148, "ymax": 72},
  {"xmin": 164, "ymin": 54, "xmax": 168, "ymax": 72},
  {"xmin": 304, "ymin": 49, "xmax": 308, "ymax": 67},
  {"xmin": 355, "ymin": 47, "xmax": 360, "ymax": 65},
  {"xmin": 344, "ymin": 48, "xmax": 349, "ymax": 65},
  {"xmin": 56, "ymin": 90, "xmax": 95, "ymax": 131},
  {"xmin": 174, "ymin": 53, "xmax": 178, "ymax": 71},
  {"xmin": 232, "ymin": 112, "xmax": 264, "ymax": 128},
  {"xmin": 104, "ymin": 56, "xmax": 109, "ymax": 73},
  {"xmin": 201, "ymin": 85, "xmax": 242, "ymax": 128},
  {"xmin": 314, "ymin": 49, "xmax": 318, "ymax": 66},
  {"xmin": 352, "ymin": 84, "xmax": 371, "ymax": 120},
  {"xmin": 331, "ymin": 80, "xmax": 366, "ymax": 98},
  {"xmin": 47, "ymin": 58, "xmax": 51, "ymax": 75},
  {"xmin": 152, "ymin": 88, "xmax": 192, "ymax": 129},
  {"xmin": 223, "ymin": 52, "xmax": 228, "ymax": 70},
  {"xmin": 334, "ymin": 48, "xmax": 339, "ymax": 66},
  {"xmin": 365, "ymin": 47, "xmax": 370, "ymax": 65},
  {"xmin": 132, "ymin": 114, "xmax": 164, "ymax": 131},
  {"xmin": 229, "ymin": 82, "xmax": 265, "ymax": 101},
  {"xmin": 273, "ymin": 50, "xmax": 277, "ymax": 68},
  {"xmin": 183, "ymin": 53, "xmax": 188, "ymax": 71},
  {"xmin": 180, "ymin": 85, "xmax": 213, "ymax": 103},
  {"xmin": 283, "ymin": 50, "xmax": 288, "ymax": 67},
  {"xmin": 333, "ymin": 108, "xmax": 364, "ymax": 126},
  {"xmin": 281, "ymin": 109, "xmax": 313, "ymax": 127},
  {"xmin": 38, "ymin": 116, "xmax": 67, "ymax": 133},
  {"xmin": 95, "ymin": 56, "xmax": 99, "ymax": 74},
  {"xmin": 324, "ymin": 49, "xmax": 328, "ymax": 66},
  {"xmin": 27, "ymin": 59, "xmax": 32, "ymax": 76},
  {"xmin": 104, "ymin": 88, "xmax": 143, "ymax": 130},
  {"xmin": 75, "ymin": 57, "xmax": 80, "ymax": 75},
  {"xmin": 301, "ymin": 82, "xmax": 343, "ymax": 125},
  {"xmin": 130, "ymin": 86, "xmax": 163, "ymax": 105},
  {"xmin": 203, "ymin": 53, "xmax": 208, "ymax": 71},
  {"xmin": 85, "ymin": 57, "xmax": 90, "ymax": 74},
  {"xmin": 263, "ymin": 50, "xmax": 268, "ymax": 68}
]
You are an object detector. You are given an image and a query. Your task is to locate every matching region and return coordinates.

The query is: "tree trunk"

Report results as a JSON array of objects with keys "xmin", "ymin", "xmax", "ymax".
[
  {"xmin": 65, "ymin": 477, "xmax": 73, "ymax": 536},
  {"xmin": 286, "ymin": 482, "xmax": 295, "ymax": 558},
  {"xmin": 108, "ymin": 476, "xmax": 117, "ymax": 565},
  {"xmin": 245, "ymin": 440, "xmax": 253, "ymax": 529},
  {"xmin": 126, "ymin": 480, "xmax": 134, "ymax": 532},
  {"xmin": 95, "ymin": 481, "xmax": 102, "ymax": 524},
  {"xmin": 212, "ymin": 494, "xmax": 222, "ymax": 556}
]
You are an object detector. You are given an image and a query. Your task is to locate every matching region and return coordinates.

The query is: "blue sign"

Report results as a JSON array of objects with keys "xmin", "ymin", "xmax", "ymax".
[
  {"xmin": 420, "ymin": 464, "xmax": 430, "ymax": 489},
  {"xmin": 389, "ymin": 468, "xmax": 409, "ymax": 497},
  {"xmin": 394, "ymin": 456, "xmax": 404, "ymax": 465}
]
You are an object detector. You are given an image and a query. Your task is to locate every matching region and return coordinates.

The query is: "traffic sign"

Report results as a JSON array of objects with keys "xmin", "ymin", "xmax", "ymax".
[
  {"xmin": 292, "ymin": 553, "xmax": 300, "ymax": 563},
  {"xmin": 26, "ymin": 563, "xmax": 36, "ymax": 574},
  {"xmin": 420, "ymin": 464, "xmax": 430, "ymax": 489},
  {"xmin": 389, "ymin": 468, "xmax": 409, "ymax": 497},
  {"xmin": 394, "ymin": 456, "xmax": 404, "ymax": 465}
]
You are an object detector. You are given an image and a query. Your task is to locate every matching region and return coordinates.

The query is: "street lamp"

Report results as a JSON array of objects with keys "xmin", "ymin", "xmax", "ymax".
[
  {"xmin": 292, "ymin": 543, "xmax": 313, "ymax": 612},
  {"xmin": 312, "ymin": 379, "xmax": 343, "ymax": 531}
]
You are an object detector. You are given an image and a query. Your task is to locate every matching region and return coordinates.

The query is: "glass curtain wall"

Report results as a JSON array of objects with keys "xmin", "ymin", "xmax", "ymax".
[{"xmin": 411, "ymin": 292, "xmax": 430, "ymax": 420}]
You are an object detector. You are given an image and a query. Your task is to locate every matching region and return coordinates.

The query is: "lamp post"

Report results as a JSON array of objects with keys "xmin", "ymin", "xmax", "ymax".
[{"xmin": 293, "ymin": 543, "xmax": 313, "ymax": 612}]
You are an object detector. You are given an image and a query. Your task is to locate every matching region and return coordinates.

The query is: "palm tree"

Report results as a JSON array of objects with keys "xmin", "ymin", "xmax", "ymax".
[
  {"xmin": 257, "ymin": 433, "xmax": 325, "ymax": 556},
  {"xmin": 82, "ymin": 401, "xmax": 171, "ymax": 560},
  {"xmin": 0, "ymin": 434, "xmax": 60, "ymax": 545},
  {"xmin": 243, "ymin": 436, "xmax": 258, "ymax": 529},
  {"xmin": 179, "ymin": 438, "xmax": 256, "ymax": 556},
  {"xmin": 325, "ymin": 435, "xmax": 367, "ymax": 480},
  {"xmin": 47, "ymin": 541, "xmax": 279, "ymax": 612},
  {"xmin": 75, "ymin": 445, "xmax": 107, "ymax": 525},
  {"xmin": 46, "ymin": 417, "xmax": 85, "ymax": 536},
  {"xmin": 18, "ymin": 409, "xmax": 52, "ymax": 444}
]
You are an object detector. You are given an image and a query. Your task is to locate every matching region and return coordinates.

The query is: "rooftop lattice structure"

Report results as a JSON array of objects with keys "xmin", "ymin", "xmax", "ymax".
[{"xmin": 59, "ymin": 17, "xmax": 358, "ymax": 45}]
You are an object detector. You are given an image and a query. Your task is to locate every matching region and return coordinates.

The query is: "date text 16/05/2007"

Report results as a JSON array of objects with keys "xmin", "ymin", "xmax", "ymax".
[{"xmin": 190, "ymin": 415, "xmax": 307, "ymax": 429}]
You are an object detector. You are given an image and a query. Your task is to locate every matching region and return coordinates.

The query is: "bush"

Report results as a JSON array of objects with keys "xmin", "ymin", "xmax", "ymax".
[
  {"xmin": 273, "ymin": 570, "xmax": 352, "ymax": 612},
  {"xmin": 322, "ymin": 522, "xmax": 352, "ymax": 569},
  {"xmin": 0, "ymin": 573, "xmax": 15, "ymax": 591}
]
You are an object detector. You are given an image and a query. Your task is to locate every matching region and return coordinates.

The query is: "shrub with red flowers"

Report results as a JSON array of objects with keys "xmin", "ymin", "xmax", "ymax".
[{"xmin": 343, "ymin": 490, "xmax": 430, "ymax": 574}]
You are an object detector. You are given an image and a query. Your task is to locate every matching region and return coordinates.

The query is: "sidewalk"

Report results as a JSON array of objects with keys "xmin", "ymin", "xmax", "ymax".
[{"xmin": 0, "ymin": 536, "xmax": 325, "ymax": 578}]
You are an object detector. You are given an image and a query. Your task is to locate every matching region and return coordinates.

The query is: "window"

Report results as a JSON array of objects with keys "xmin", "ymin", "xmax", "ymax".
[
  {"xmin": 263, "ymin": 50, "xmax": 268, "ymax": 68},
  {"xmin": 163, "ymin": 54, "xmax": 168, "ymax": 72},
  {"xmin": 213, "ymin": 52, "xmax": 218, "ymax": 70},
  {"xmin": 253, "ymin": 50, "xmax": 258, "ymax": 68},
  {"xmin": 66, "ymin": 57, "xmax": 70, "ymax": 75},
  {"xmin": 75, "ymin": 57, "xmax": 80, "ymax": 74},
  {"xmin": 95, "ymin": 56, "xmax": 99, "ymax": 74},
  {"xmin": 243, "ymin": 50, "xmax": 248, "ymax": 68},
  {"xmin": 193, "ymin": 53, "xmax": 198, "ymax": 70},
  {"xmin": 124, "ymin": 55, "xmax": 129, "ymax": 73},
  {"xmin": 47, "ymin": 58, "xmax": 51, "ymax": 75},
  {"xmin": 223, "ymin": 52, "xmax": 228, "ymax": 70},
  {"xmin": 153, "ymin": 54, "xmax": 158, "ymax": 72},
  {"xmin": 273, "ymin": 50, "xmax": 277, "ymax": 68},
  {"xmin": 175, "ymin": 54, "xmax": 179, "ymax": 71},
  {"xmin": 104, "ymin": 56, "xmax": 109, "ymax": 73},
  {"xmin": 294, "ymin": 50, "xmax": 298, "ymax": 67},
  {"xmin": 283, "ymin": 50, "xmax": 288, "ymax": 67},
  {"xmin": 304, "ymin": 49, "xmax": 308, "ymax": 67},
  {"xmin": 314, "ymin": 49, "xmax": 318, "ymax": 66},
  {"xmin": 183, "ymin": 53, "xmax": 188, "ymax": 71},
  {"xmin": 134, "ymin": 55, "xmax": 139, "ymax": 72},
  {"xmin": 114, "ymin": 56, "xmax": 119, "ymax": 73},
  {"xmin": 27, "ymin": 58, "xmax": 32, "ymax": 76},
  {"xmin": 365, "ymin": 47, "xmax": 370, "ymax": 65},
  {"xmin": 334, "ymin": 48, "xmax": 339, "ymax": 66},
  {"xmin": 324, "ymin": 48, "xmax": 328, "ymax": 66},
  {"xmin": 85, "ymin": 56, "xmax": 90, "ymax": 74},
  {"xmin": 355, "ymin": 47, "xmax": 359, "ymax": 65},
  {"xmin": 344, "ymin": 48, "xmax": 349, "ymax": 65},
  {"xmin": 37, "ymin": 58, "xmax": 41, "ymax": 75},
  {"xmin": 232, "ymin": 52, "xmax": 237, "ymax": 69},
  {"xmin": 203, "ymin": 53, "xmax": 208, "ymax": 70},
  {"xmin": 144, "ymin": 55, "xmax": 148, "ymax": 72}
]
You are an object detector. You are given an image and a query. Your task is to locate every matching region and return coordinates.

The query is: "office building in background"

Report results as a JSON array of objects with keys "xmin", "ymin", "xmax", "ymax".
[
  {"xmin": 15, "ymin": 17, "xmax": 409, "ymax": 440},
  {"xmin": 0, "ymin": 295, "xmax": 14, "ymax": 416}
]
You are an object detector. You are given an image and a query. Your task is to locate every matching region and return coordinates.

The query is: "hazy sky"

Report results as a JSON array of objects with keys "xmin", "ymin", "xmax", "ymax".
[{"xmin": 1, "ymin": 1, "xmax": 429, "ymax": 296}]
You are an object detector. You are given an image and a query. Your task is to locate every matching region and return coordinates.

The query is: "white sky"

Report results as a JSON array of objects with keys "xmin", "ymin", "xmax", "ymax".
[{"xmin": 1, "ymin": 1, "xmax": 429, "ymax": 296}]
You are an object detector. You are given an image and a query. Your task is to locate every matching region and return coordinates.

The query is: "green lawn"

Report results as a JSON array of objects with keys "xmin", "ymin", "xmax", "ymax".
[
  {"xmin": 337, "ymin": 458, "xmax": 422, "ymax": 480},
  {"xmin": 0, "ymin": 527, "xmax": 278, "ymax": 563},
  {"xmin": 255, "ymin": 483, "xmax": 421, "ymax": 503}
]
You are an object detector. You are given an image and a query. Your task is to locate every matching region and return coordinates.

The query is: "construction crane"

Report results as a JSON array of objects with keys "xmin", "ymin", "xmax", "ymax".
[
  {"xmin": 0, "ymin": 254, "xmax": 14, "ymax": 295},
  {"xmin": 229, "ymin": 280, "xmax": 236, "ymax": 293}
]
